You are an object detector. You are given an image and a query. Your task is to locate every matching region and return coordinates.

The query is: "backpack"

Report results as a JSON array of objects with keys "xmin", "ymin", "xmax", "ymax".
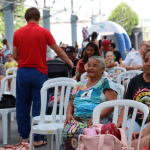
[
  {"xmin": 77, "ymin": 124, "xmax": 134, "ymax": 150},
  {"xmin": 0, "ymin": 94, "xmax": 16, "ymax": 109}
]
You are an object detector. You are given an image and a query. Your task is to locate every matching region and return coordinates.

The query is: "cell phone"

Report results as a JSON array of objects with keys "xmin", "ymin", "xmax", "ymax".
[{"xmin": 79, "ymin": 62, "xmax": 85, "ymax": 70}]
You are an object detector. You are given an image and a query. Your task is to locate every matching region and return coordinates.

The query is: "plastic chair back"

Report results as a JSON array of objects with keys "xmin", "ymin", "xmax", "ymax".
[
  {"xmin": 39, "ymin": 81, "xmax": 76, "ymax": 125},
  {"xmin": 0, "ymin": 74, "xmax": 16, "ymax": 99},
  {"xmin": 106, "ymin": 67, "xmax": 126, "ymax": 80},
  {"xmin": 93, "ymin": 100, "xmax": 149, "ymax": 150},
  {"xmin": 80, "ymin": 71, "xmax": 108, "ymax": 81},
  {"xmin": 117, "ymin": 70, "xmax": 143, "ymax": 91},
  {"xmin": 114, "ymin": 83, "xmax": 124, "ymax": 99},
  {"xmin": 43, "ymin": 77, "xmax": 77, "ymax": 86}
]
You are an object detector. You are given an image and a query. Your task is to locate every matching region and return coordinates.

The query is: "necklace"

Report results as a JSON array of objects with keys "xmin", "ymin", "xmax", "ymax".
[{"xmin": 87, "ymin": 78, "xmax": 101, "ymax": 88}]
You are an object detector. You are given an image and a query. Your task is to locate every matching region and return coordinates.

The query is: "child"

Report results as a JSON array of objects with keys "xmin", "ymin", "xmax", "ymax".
[{"xmin": 5, "ymin": 54, "xmax": 17, "ymax": 91}]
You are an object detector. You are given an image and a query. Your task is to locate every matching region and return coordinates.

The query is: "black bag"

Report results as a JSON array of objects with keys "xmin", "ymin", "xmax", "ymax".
[{"xmin": 0, "ymin": 94, "xmax": 16, "ymax": 109}]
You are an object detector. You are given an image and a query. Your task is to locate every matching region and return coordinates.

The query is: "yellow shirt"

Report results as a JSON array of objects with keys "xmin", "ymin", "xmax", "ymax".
[{"xmin": 5, "ymin": 61, "xmax": 18, "ymax": 74}]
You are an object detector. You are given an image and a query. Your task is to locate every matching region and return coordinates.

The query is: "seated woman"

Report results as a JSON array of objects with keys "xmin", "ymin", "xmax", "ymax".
[
  {"xmin": 60, "ymin": 56, "xmax": 118, "ymax": 150},
  {"xmin": 117, "ymin": 49, "xmax": 150, "ymax": 138},
  {"xmin": 75, "ymin": 42, "xmax": 100, "ymax": 81}
]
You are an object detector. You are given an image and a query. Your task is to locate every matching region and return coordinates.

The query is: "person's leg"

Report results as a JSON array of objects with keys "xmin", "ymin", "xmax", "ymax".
[
  {"xmin": 30, "ymin": 68, "xmax": 49, "ymax": 145},
  {"xmin": 8, "ymin": 79, "xmax": 12, "ymax": 91},
  {"xmin": 0, "ymin": 75, "xmax": 5, "ymax": 85},
  {"xmin": 126, "ymin": 118, "xmax": 141, "ymax": 138},
  {"xmin": 16, "ymin": 68, "xmax": 32, "ymax": 142}
]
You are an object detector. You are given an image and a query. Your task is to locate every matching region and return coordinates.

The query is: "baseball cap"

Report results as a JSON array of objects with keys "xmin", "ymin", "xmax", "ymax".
[
  {"xmin": 65, "ymin": 46, "xmax": 75, "ymax": 55},
  {"xmin": 60, "ymin": 43, "xmax": 68, "ymax": 48}
]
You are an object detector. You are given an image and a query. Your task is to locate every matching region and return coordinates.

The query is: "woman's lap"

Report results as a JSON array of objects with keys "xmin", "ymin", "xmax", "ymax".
[
  {"xmin": 126, "ymin": 118, "xmax": 149, "ymax": 138},
  {"xmin": 60, "ymin": 114, "xmax": 113, "ymax": 150}
]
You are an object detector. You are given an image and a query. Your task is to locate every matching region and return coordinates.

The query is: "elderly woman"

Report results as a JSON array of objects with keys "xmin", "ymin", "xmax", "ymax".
[{"xmin": 60, "ymin": 56, "xmax": 118, "ymax": 150}]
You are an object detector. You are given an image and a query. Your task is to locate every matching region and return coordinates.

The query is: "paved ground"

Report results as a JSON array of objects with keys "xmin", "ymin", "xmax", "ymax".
[{"xmin": 0, "ymin": 115, "xmax": 56, "ymax": 150}]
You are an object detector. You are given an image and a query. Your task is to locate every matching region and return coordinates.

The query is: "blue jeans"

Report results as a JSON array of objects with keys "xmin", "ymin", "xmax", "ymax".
[
  {"xmin": 16, "ymin": 67, "xmax": 49, "ymax": 141},
  {"xmin": 126, "ymin": 118, "xmax": 149, "ymax": 138},
  {"xmin": 103, "ymin": 51, "xmax": 107, "ymax": 58}
]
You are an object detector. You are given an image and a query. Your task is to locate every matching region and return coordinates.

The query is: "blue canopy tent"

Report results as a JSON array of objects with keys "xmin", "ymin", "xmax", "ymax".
[{"xmin": 88, "ymin": 21, "xmax": 131, "ymax": 59}]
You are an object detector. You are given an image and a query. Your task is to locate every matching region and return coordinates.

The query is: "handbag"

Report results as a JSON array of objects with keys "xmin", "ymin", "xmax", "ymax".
[
  {"xmin": 0, "ymin": 94, "xmax": 16, "ymax": 109},
  {"xmin": 77, "ymin": 124, "xmax": 134, "ymax": 150}
]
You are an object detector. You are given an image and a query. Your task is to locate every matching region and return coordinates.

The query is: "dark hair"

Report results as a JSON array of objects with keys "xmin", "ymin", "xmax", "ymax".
[
  {"xmin": 80, "ymin": 47, "xmax": 86, "ymax": 59},
  {"xmin": 91, "ymin": 32, "xmax": 98, "ymax": 41},
  {"xmin": 104, "ymin": 36, "xmax": 107, "ymax": 39},
  {"xmin": 3, "ymin": 39, "xmax": 10, "ymax": 49},
  {"xmin": 143, "ymin": 49, "xmax": 150, "ymax": 59},
  {"xmin": 82, "ymin": 42, "xmax": 100, "ymax": 64},
  {"xmin": 7, "ymin": 54, "xmax": 12, "ymax": 57},
  {"xmin": 25, "ymin": 7, "xmax": 40, "ymax": 22},
  {"xmin": 110, "ymin": 43, "xmax": 116, "ymax": 49}
]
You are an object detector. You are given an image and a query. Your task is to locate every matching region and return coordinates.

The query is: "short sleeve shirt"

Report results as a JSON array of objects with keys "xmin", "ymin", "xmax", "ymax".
[
  {"xmin": 113, "ymin": 51, "xmax": 122, "ymax": 64},
  {"xmin": 5, "ymin": 61, "xmax": 18, "ymax": 73},
  {"xmin": 123, "ymin": 51, "xmax": 143, "ymax": 67},
  {"xmin": 13, "ymin": 22, "xmax": 56, "ymax": 74},
  {"xmin": 125, "ymin": 73, "xmax": 150, "ymax": 126},
  {"xmin": 101, "ymin": 40, "xmax": 111, "ymax": 51},
  {"xmin": 0, "ymin": 63, "xmax": 6, "ymax": 76},
  {"xmin": 71, "ymin": 77, "xmax": 118, "ymax": 118}
]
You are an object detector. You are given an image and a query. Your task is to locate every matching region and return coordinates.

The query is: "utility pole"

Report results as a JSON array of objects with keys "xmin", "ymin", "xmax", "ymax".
[
  {"xmin": 71, "ymin": 0, "xmax": 77, "ymax": 46},
  {"xmin": 43, "ymin": 0, "xmax": 50, "ymax": 31},
  {"xmin": 3, "ymin": 0, "xmax": 14, "ymax": 46},
  {"xmin": 91, "ymin": 0, "xmax": 97, "ymax": 24}
]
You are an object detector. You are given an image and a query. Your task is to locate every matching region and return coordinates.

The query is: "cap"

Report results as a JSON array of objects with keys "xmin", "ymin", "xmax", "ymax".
[
  {"xmin": 60, "ymin": 43, "xmax": 68, "ymax": 48},
  {"xmin": 65, "ymin": 46, "xmax": 75, "ymax": 55}
]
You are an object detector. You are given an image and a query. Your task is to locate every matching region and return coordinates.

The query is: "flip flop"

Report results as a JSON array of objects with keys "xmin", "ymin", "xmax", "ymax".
[{"xmin": 34, "ymin": 140, "xmax": 47, "ymax": 148}]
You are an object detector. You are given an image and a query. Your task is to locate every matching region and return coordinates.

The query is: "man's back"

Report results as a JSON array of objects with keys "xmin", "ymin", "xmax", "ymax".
[
  {"xmin": 101, "ymin": 40, "xmax": 111, "ymax": 51},
  {"xmin": 13, "ymin": 22, "xmax": 56, "ymax": 74}
]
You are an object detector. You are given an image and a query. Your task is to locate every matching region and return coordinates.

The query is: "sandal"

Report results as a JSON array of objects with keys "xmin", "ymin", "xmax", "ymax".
[
  {"xmin": 34, "ymin": 140, "xmax": 47, "ymax": 148},
  {"xmin": 2, "ymin": 143, "xmax": 34, "ymax": 150}
]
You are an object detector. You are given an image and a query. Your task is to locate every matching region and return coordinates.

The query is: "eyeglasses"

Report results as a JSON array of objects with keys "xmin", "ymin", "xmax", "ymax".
[
  {"xmin": 108, "ymin": 46, "xmax": 111, "ymax": 47},
  {"xmin": 143, "ymin": 44, "xmax": 150, "ymax": 49}
]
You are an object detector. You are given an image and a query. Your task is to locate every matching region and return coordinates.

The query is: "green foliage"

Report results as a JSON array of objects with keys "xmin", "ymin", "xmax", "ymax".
[{"xmin": 107, "ymin": 2, "xmax": 139, "ymax": 35}]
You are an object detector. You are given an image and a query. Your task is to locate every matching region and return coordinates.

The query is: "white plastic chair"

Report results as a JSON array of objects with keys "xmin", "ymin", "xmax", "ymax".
[
  {"xmin": 5, "ymin": 67, "xmax": 17, "ymax": 93},
  {"xmin": 0, "ymin": 74, "xmax": 16, "ymax": 144},
  {"xmin": 106, "ymin": 67, "xmax": 126, "ymax": 80},
  {"xmin": 93, "ymin": 100, "xmax": 149, "ymax": 150},
  {"xmin": 32, "ymin": 78, "xmax": 77, "ymax": 125},
  {"xmin": 29, "ymin": 81, "xmax": 76, "ymax": 150},
  {"xmin": 117, "ymin": 70, "xmax": 143, "ymax": 91},
  {"xmin": 114, "ymin": 83, "xmax": 124, "ymax": 99},
  {"xmin": 80, "ymin": 71, "xmax": 108, "ymax": 81}
]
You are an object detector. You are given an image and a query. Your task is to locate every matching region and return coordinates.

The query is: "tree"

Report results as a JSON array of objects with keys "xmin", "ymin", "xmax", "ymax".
[
  {"xmin": 0, "ymin": 0, "xmax": 27, "ymax": 41},
  {"xmin": 107, "ymin": 2, "xmax": 139, "ymax": 35}
]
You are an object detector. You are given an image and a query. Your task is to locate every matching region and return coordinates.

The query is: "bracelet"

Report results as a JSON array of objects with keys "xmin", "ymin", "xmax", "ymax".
[{"xmin": 117, "ymin": 119, "xmax": 123, "ymax": 121}]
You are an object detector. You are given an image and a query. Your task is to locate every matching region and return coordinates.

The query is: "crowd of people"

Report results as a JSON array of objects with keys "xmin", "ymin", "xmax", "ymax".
[{"xmin": 0, "ymin": 7, "xmax": 150, "ymax": 150}]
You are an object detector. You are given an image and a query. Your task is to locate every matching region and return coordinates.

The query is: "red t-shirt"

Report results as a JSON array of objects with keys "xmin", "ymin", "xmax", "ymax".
[
  {"xmin": 101, "ymin": 40, "xmax": 111, "ymax": 51},
  {"xmin": 13, "ymin": 22, "xmax": 56, "ymax": 74}
]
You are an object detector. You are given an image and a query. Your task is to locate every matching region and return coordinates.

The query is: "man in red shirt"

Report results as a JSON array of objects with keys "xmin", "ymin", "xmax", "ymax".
[
  {"xmin": 101, "ymin": 36, "xmax": 111, "ymax": 58},
  {"xmin": 13, "ymin": 7, "xmax": 73, "ymax": 147}
]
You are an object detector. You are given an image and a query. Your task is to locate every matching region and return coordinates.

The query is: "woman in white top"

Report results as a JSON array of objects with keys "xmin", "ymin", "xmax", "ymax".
[
  {"xmin": 82, "ymin": 38, "xmax": 89, "ymax": 48},
  {"xmin": 1, "ymin": 39, "xmax": 11, "ymax": 64},
  {"xmin": 91, "ymin": 32, "xmax": 99, "ymax": 50}
]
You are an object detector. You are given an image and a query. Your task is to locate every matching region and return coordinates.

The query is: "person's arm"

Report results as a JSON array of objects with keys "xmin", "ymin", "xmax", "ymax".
[
  {"xmin": 13, "ymin": 46, "xmax": 18, "ymax": 62},
  {"xmin": 100, "ymin": 89, "xmax": 117, "ymax": 118},
  {"xmin": 106, "ymin": 62, "xmax": 118, "ymax": 68},
  {"xmin": 122, "ymin": 64, "xmax": 134, "ymax": 70},
  {"xmin": 119, "ymin": 58, "xmax": 122, "ymax": 65},
  {"xmin": 0, "ymin": 48, "xmax": 5, "ymax": 53},
  {"xmin": 64, "ymin": 99, "xmax": 75, "ymax": 126},
  {"xmin": 50, "ymin": 44, "xmax": 73, "ymax": 68}
]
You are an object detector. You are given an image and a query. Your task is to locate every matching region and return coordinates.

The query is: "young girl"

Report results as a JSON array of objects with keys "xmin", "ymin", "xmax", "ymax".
[
  {"xmin": 1, "ymin": 39, "xmax": 11, "ymax": 64},
  {"xmin": 75, "ymin": 42, "xmax": 100, "ymax": 81}
]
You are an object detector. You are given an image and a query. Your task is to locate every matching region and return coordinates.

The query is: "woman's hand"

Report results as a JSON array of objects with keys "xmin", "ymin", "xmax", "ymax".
[
  {"xmin": 78, "ymin": 68, "xmax": 85, "ymax": 75},
  {"xmin": 132, "ymin": 130, "xmax": 148, "ymax": 140},
  {"xmin": 88, "ymin": 117, "xmax": 93, "ymax": 127},
  {"xmin": 64, "ymin": 114, "xmax": 74, "ymax": 127}
]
